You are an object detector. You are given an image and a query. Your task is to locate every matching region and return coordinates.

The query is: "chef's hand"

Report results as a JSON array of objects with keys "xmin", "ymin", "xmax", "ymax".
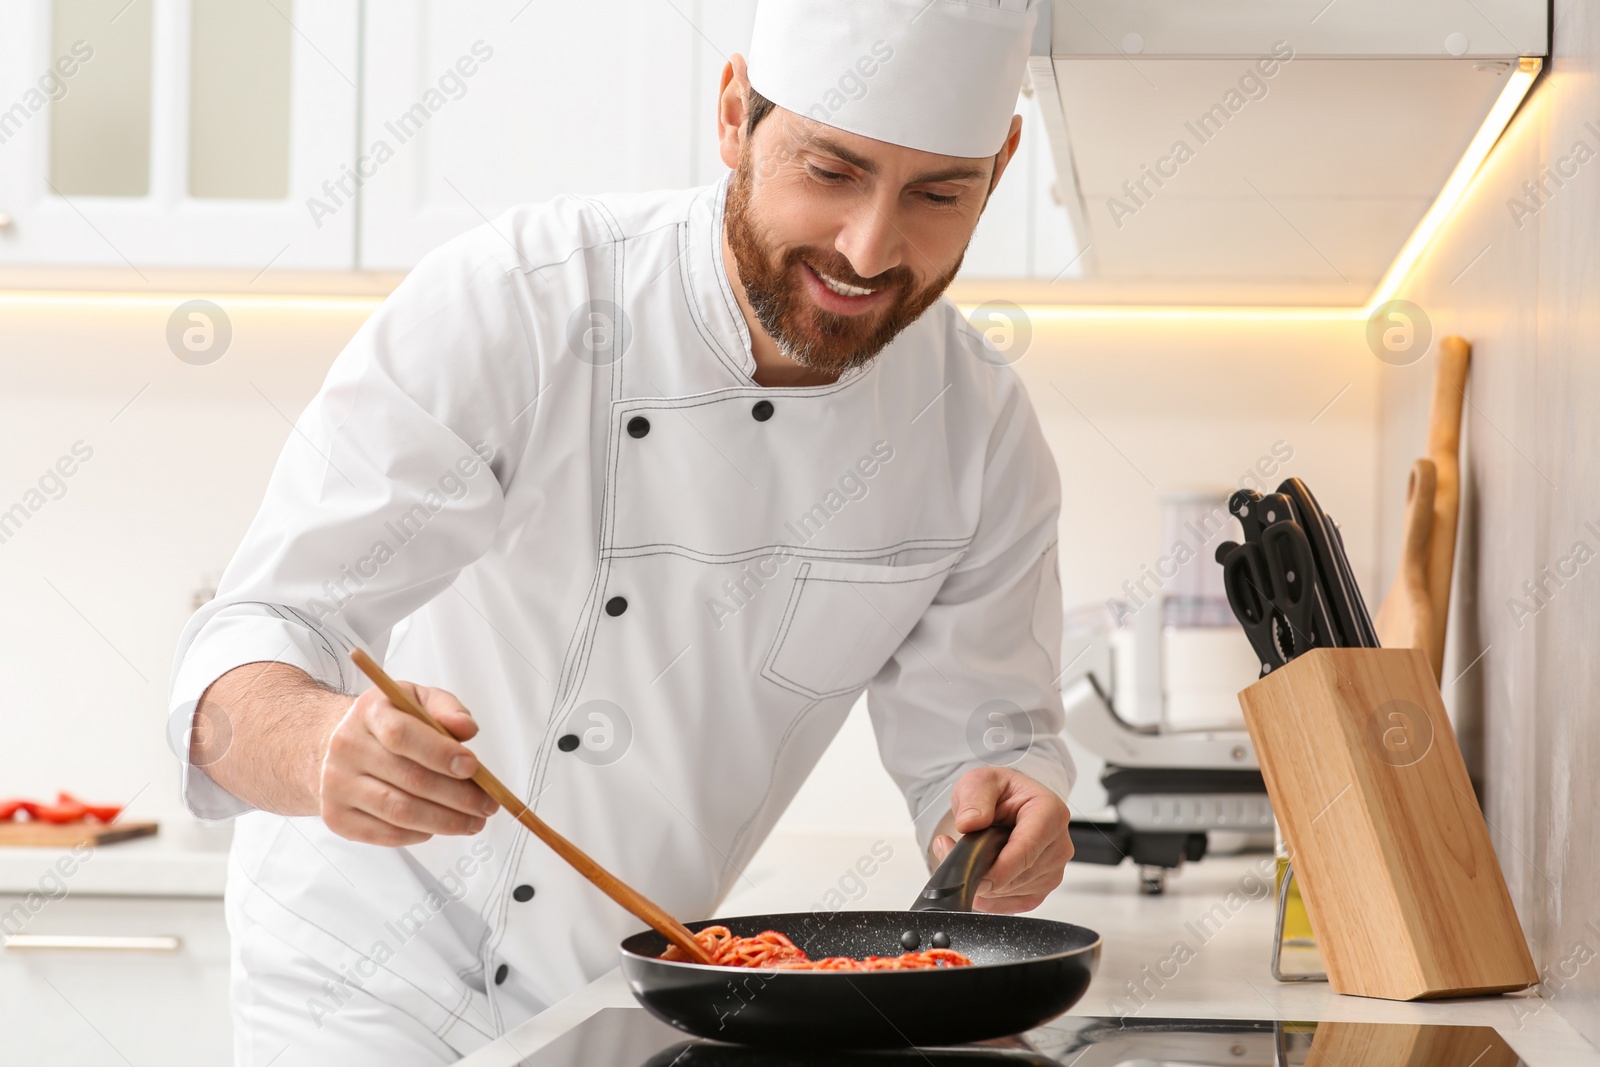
[
  {"xmin": 927, "ymin": 766, "xmax": 1072, "ymax": 914},
  {"xmin": 319, "ymin": 681, "xmax": 500, "ymax": 847}
]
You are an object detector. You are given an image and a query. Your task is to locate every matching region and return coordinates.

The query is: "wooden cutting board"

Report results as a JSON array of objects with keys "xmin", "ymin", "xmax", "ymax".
[
  {"xmin": 0, "ymin": 821, "xmax": 158, "ymax": 848},
  {"xmin": 1374, "ymin": 458, "xmax": 1437, "ymax": 659}
]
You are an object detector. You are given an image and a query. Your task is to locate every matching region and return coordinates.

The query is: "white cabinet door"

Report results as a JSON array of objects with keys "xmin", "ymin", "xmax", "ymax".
[
  {"xmin": 0, "ymin": 0, "xmax": 358, "ymax": 271},
  {"xmin": 960, "ymin": 90, "xmax": 1082, "ymax": 282},
  {"xmin": 354, "ymin": 1, "xmax": 1077, "ymax": 277},
  {"xmin": 358, "ymin": 0, "xmax": 709, "ymax": 270},
  {"xmin": 687, "ymin": 0, "xmax": 756, "ymax": 186},
  {"xmin": 0, "ymin": 894, "xmax": 230, "ymax": 1065}
]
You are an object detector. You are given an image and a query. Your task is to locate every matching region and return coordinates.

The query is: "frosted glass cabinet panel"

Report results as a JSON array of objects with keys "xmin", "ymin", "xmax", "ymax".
[
  {"xmin": 0, "ymin": 0, "xmax": 356, "ymax": 269},
  {"xmin": 0, "ymin": 0, "xmax": 1056, "ymax": 276},
  {"xmin": 187, "ymin": 0, "xmax": 292, "ymax": 200},
  {"xmin": 48, "ymin": 0, "xmax": 153, "ymax": 197}
]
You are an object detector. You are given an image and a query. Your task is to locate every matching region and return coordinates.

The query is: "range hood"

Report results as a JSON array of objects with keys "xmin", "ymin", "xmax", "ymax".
[{"xmin": 1025, "ymin": 0, "xmax": 1548, "ymax": 306}]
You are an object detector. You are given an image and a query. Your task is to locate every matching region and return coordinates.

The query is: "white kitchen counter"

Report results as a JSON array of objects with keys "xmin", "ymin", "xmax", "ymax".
[
  {"xmin": 0, "ymin": 820, "xmax": 230, "ymax": 898},
  {"xmin": 456, "ymin": 834, "xmax": 1600, "ymax": 1067},
  {"xmin": 0, "ymin": 821, "xmax": 234, "ymax": 1064}
]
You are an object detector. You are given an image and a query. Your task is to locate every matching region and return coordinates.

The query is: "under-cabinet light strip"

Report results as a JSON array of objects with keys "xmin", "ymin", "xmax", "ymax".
[{"xmin": 1365, "ymin": 56, "xmax": 1541, "ymax": 310}]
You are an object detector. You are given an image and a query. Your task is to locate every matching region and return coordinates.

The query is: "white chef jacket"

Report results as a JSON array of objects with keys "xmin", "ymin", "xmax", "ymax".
[{"xmin": 170, "ymin": 173, "xmax": 1074, "ymax": 1060}]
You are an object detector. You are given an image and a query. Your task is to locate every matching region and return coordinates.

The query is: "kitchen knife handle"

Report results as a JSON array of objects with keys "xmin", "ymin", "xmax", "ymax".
[{"xmin": 909, "ymin": 825, "xmax": 1010, "ymax": 913}]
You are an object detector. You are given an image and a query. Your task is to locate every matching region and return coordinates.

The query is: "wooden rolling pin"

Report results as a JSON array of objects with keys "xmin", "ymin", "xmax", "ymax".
[
  {"xmin": 348, "ymin": 649, "xmax": 713, "ymax": 965},
  {"xmin": 1424, "ymin": 337, "xmax": 1471, "ymax": 683}
]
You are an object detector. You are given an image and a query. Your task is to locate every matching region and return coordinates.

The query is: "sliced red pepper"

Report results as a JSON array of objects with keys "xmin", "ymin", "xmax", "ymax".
[
  {"xmin": 58, "ymin": 793, "xmax": 121, "ymax": 823},
  {"xmin": 0, "ymin": 795, "xmax": 121, "ymax": 824},
  {"xmin": 28, "ymin": 795, "xmax": 89, "ymax": 824}
]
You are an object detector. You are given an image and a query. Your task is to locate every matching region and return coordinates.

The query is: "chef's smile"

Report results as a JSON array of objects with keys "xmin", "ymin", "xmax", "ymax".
[{"xmin": 798, "ymin": 259, "xmax": 893, "ymax": 315}]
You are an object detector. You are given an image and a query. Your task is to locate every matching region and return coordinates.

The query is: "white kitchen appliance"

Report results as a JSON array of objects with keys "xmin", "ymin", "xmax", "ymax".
[{"xmin": 1061, "ymin": 492, "xmax": 1273, "ymax": 893}]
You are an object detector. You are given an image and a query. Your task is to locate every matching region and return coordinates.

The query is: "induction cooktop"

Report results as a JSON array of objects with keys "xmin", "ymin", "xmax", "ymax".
[{"xmin": 516, "ymin": 1007, "xmax": 1524, "ymax": 1066}]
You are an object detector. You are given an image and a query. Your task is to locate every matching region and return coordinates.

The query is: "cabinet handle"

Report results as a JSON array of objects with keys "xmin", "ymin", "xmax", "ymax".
[{"xmin": 2, "ymin": 934, "xmax": 181, "ymax": 952}]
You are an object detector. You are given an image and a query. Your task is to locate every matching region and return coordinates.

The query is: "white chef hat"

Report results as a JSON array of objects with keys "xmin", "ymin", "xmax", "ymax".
[{"xmin": 745, "ymin": 0, "xmax": 1040, "ymax": 159}]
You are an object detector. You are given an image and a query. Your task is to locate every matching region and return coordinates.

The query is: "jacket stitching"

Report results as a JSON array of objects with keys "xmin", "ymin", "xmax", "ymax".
[
  {"xmin": 236, "ymin": 857, "xmax": 496, "ymax": 1043},
  {"xmin": 723, "ymin": 692, "xmax": 838, "ymax": 868},
  {"xmin": 707, "ymin": 179, "xmax": 757, "ymax": 376},
  {"xmin": 676, "ymin": 218, "xmax": 750, "ymax": 382},
  {"xmin": 603, "ymin": 536, "xmax": 972, "ymax": 563},
  {"xmin": 760, "ymin": 559, "xmax": 961, "ymax": 699}
]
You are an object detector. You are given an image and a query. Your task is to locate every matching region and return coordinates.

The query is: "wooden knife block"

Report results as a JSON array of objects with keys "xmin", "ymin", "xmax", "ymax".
[
  {"xmin": 1238, "ymin": 648, "xmax": 1536, "ymax": 1000},
  {"xmin": 1309, "ymin": 1021, "xmax": 1518, "ymax": 1065}
]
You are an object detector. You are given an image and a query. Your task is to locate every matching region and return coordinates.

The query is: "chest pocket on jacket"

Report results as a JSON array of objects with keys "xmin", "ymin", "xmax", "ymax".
[{"xmin": 762, "ymin": 551, "xmax": 962, "ymax": 700}]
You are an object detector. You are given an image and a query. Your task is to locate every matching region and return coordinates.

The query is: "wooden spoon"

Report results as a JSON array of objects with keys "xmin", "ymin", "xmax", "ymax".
[
  {"xmin": 1374, "ymin": 458, "xmax": 1437, "ymax": 659},
  {"xmin": 348, "ymin": 648, "xmax": 714, "ymax": 965}
]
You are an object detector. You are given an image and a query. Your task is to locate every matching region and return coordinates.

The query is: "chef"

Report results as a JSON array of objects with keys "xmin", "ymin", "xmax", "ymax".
[{"xmin": 170, "ymin": 0, "xmax": 1075, "ymax": 1061}]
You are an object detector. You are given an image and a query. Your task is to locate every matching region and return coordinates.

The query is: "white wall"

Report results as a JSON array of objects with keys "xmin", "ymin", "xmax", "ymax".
[
  {"xmin": 1374, "ymin": 0, "xmax": 1600, "ymax": 1044},
  {"xmin": 0, "ymin": 298, "xmax": 371, "ymax": 822},
  {"xmin": 1018, "ymin": 314, "xmax": 1380, "ymax": 613},
  {"xmin": 0, "ymin": 293, "xmax": 1379, "ymax": 839}
]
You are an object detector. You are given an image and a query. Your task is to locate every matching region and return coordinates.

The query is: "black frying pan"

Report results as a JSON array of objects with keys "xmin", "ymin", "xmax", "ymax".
[{"xmin": 619, "ymin": 827, "xmax": 1101, "ymax": 1049}]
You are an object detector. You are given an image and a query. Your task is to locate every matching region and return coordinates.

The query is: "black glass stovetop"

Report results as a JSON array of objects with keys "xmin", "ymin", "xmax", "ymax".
[{"xmin": 517, "ymin": 1008, "xmax": 1524, "ymax": 1066}]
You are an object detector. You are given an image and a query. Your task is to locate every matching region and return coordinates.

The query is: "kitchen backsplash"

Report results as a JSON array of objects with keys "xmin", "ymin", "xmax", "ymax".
[
  {"xmin": 1376, "ymin": 2, "xmax": 1600, "ymax": 1047},
  {"xmin": 0, "ymin": 290, "xmax": 1378, "ymax": 835}
]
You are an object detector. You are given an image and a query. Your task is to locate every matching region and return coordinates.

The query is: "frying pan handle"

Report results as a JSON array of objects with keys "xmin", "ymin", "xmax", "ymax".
[{"xmin": 908, "ymin": 825, "xmax": 1011, "ymax": 913}]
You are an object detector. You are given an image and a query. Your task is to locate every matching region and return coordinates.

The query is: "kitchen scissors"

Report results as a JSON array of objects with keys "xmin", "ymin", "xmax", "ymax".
[{"xmin": 1216, "ymin": 503, "xmax": 1325, "ymax": 676}]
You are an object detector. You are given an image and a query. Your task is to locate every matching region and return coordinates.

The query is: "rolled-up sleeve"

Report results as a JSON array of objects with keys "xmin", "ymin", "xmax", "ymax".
[
  {"xmin": 866, "ymin": 377, "xmax": 1074, "ymax": 854},
  {"xmin": 168, "ymin": 235, "xmax": 539, "ymax": 819}
]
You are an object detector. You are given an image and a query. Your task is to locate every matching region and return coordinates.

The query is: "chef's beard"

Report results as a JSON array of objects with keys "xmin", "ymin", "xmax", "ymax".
[{"xmin": 723, "ymin": 158, "xmax": 965, "ymax": 378}]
